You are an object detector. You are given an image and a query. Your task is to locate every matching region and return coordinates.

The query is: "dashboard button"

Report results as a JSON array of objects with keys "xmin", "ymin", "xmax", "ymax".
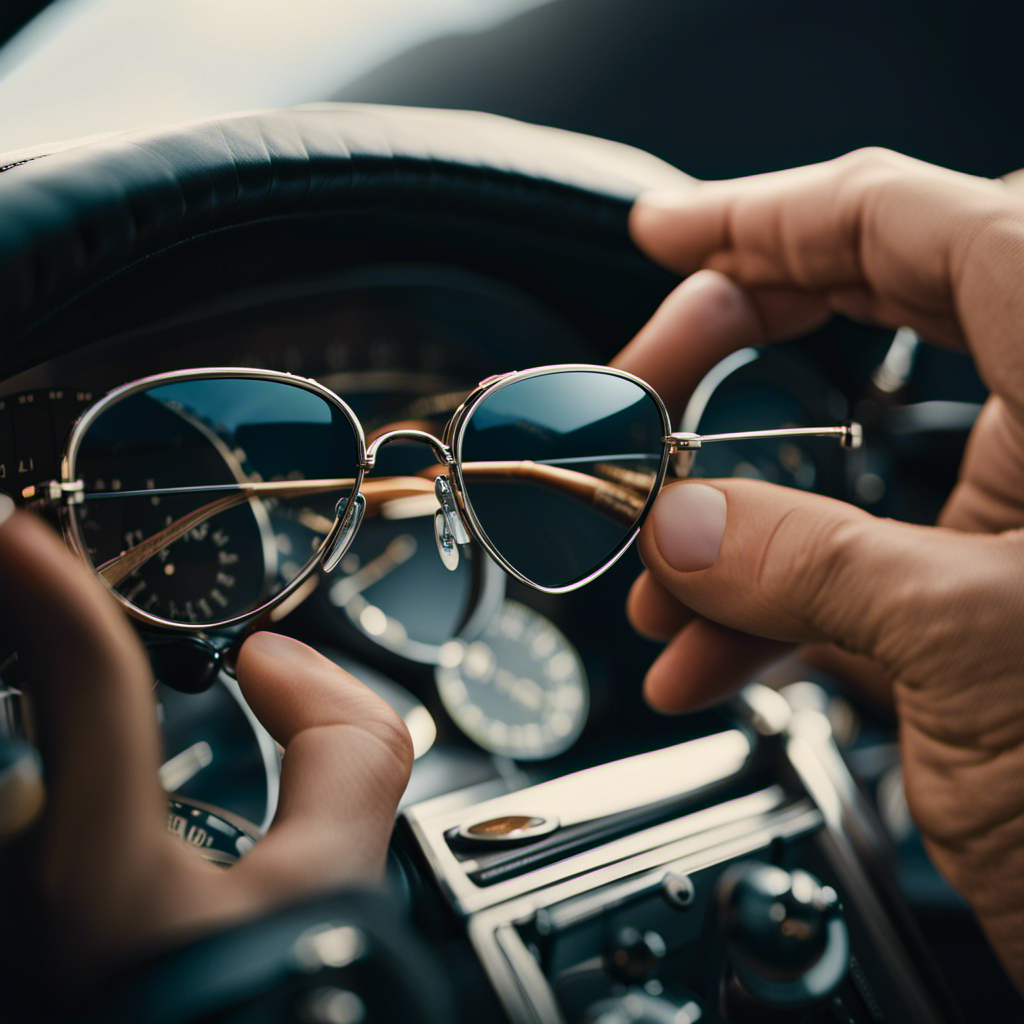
[
  {"xmin": 608, "ymin": 926, "xmax": 667, "ymax": 983},
  {"xmin": 455, "ymin": 813, "xmax": 559, "ymax": 846},
  {"xmin": 661, "ymin": 871, "xmax": 696, "ymax": 910}
]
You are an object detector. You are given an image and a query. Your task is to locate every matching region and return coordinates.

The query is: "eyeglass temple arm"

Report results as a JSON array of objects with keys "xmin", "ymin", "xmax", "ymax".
[
  {"xmin": 664, "ymin": 423, "xmax": 863, "ymax": 452},
  {"xmin": 55, "ymin": 422, "xmax": 862, "ymax": 586},
  {"xmin": 76, "ymin": 462, "xmax": 648, "ymax": 586},
  {"xmin": 90, "ymin": 477, "xmax": 434, "ymax": 587}
]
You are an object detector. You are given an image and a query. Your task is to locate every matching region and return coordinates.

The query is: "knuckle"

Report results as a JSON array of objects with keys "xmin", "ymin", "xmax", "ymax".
[
  {"xmin": 757, "ymin": 507, "xmax": 876, "ymax": 648},
  {"xmin": 835, "ymin": 147, "xmax": 927, "ymax": 210},
  {"xmin": 839, "ymin": 146, "xmax": 906, "ymax": 178},
  {"xmin": 361, "ymin": 698, "xmax": 416, "ymax": 775}
]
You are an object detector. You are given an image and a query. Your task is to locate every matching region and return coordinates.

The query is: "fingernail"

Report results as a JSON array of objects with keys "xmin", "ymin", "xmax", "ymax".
[
  {"xmin": 0, "ymin": 495, "xmax": 14, "ymax": 529},
  {"xmin": 244, "ymin": 631, "xmax": 321, "ymax": 666},
  {"xmin": 650, "ymin": 483, "xmax": 726, "ymax": 571}
]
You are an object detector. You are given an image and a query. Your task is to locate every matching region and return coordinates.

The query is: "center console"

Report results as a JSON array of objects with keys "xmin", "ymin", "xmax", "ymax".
[{"xmin": 400, "ymin": 685, "xmax": 962, "ymax": 1024}]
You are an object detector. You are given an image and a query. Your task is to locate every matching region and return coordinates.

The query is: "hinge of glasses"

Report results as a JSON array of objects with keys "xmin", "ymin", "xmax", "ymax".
[
  {"xmin": 476, "ymin": 370, "xmax": 518, "ymax": 388},
  {"xmin": 21, "ymin": 479, "xmax": 85, "ymax": 506},
  {"xmin": 663, "ymin": 433, "xmax": 702, "ymax": 453}
]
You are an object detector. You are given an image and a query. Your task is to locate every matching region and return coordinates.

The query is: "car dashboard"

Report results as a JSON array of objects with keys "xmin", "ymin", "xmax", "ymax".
[{"xmin": 1, "ymin": 264, "xmax": 737, "ymax": 804}]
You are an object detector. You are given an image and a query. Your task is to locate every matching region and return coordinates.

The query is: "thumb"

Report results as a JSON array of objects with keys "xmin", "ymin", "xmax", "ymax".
[
  {"xmin": 230, "ymin": 632, "xmax": 414, "ymax": 900},
  {"xmin": 635, "ymin": 478, "xmax": 996, "ymax": 707}
]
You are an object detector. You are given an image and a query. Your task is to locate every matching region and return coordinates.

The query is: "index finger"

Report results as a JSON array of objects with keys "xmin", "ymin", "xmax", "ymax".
[
  {"xmin": 610, "ymin": 268, "xmax": 823, "ymax": 422},
  {"xmin": 628, "ymin": 148, "xmax": 1020, "ymax": 357},
  {"xmin": 231, "ymin": 632, "xmax": 413, "ymax": 899}
]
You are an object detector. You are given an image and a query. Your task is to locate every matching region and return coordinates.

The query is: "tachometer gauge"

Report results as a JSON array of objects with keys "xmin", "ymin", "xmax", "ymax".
[
  {"xmin": 682, "ymin": 348, "xmax": 850, "ymax": 499},
  {"xmin": 435, "ymin": 601, "xmax": 588, "ymax": 760}
]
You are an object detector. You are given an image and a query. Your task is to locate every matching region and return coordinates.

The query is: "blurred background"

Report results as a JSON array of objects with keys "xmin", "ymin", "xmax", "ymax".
[{"xmin": 3, "ymin": 0, "xmax": 1024, "ymax": 181}]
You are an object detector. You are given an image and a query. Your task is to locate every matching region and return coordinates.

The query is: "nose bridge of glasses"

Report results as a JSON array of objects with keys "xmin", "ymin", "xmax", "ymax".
[
  {"xmin": 356, "ymin": 428, "xmax": 470, "ymax": 573},
  {"xmin": 361, "ymin": 429, "xmax": 453, "ymax": 471}
]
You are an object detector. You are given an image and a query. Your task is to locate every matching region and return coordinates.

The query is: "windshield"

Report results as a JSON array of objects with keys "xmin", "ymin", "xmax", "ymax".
[{"xmin": 0, "ymin": 0, "xmax": 550, "ymax": 153}]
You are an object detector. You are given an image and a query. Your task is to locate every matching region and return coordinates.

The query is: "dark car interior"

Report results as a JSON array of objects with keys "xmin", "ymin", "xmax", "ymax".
[{"xmin": 2, "ymin": 2, "xmax": 1023, "ymax": 1021}]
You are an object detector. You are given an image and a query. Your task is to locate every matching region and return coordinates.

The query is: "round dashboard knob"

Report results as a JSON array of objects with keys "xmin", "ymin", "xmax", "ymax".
[
  {"xmin": 717, "ymin": 862, "xmax": 849, "ymax": 1010},
  {"xmin": 584, "ymin": 988, "xmax": 704, "ymax": 1024},
  {"xmin": 607, "ymin": 926, "xmax": 667, "ymax": 983}
]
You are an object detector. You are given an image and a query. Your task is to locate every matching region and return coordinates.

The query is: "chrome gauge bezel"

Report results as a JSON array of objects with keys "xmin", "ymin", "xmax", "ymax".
[{"xmin": 331, "ymin": 545, "xmax": 507, "ymax": 666}]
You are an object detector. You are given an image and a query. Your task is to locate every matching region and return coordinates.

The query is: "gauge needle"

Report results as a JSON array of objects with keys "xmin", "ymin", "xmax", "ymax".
[
  {"xmin": 297, "ymin": 507, "xmax": 335, "ymax": 535},
  {"xmin": 159, "ymin": 740, "xmax": 213, "ymax": 791},
  {"xmin": 329, "ymin": 535, "xmax": 418, "ymax": 606}
]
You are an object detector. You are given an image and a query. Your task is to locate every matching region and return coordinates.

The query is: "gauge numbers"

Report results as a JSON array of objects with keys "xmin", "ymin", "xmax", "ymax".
[
  {"xmin": 436, "ymin": 601, "xmax": 588, "ymax": 760},
  {"xmin": 73, "ymin": 404, "xmax": 275, "ymax": 624}
]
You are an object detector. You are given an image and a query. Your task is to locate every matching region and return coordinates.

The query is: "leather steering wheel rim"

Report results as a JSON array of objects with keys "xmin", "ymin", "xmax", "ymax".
[{"xmin": 0, "ymin": 103, "xmax": 691, "ymax": 369}]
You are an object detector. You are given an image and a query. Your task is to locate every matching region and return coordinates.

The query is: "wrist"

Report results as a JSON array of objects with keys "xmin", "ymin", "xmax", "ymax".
[{"xmin": 929, "ymin": 831, "xmax": 1024, "ymax": 991}]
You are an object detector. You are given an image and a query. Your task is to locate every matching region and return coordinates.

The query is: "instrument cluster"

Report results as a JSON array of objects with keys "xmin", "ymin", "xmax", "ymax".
[{"xmin": 0, "ymin": 265, "xmax": 931, "ymax": 837}]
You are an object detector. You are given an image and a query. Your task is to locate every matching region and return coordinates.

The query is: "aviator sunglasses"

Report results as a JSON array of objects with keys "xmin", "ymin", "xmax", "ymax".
[{"xmin": 26, "ymin": 364, "xmax": 861, "ymax": 633}]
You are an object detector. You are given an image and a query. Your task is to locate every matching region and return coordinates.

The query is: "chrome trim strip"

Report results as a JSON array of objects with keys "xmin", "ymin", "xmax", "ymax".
[
  {"xmin": 491, "ymin": 922, "xmax": 562, "ymax": 1024},
  {"xmin": 786, "ymin": 709, "xmax": 951, "ymax": 1024},
  {"xmin": 403, "ymin": 730, "xmax": 756, "ymax": 914},
  {"xmin": 466, "ymin": 801, "xmax": 823, "ymax": 1024}
]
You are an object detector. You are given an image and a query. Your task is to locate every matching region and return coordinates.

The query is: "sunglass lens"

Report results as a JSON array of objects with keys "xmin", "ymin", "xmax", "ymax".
[
  {"xmin": 69, "ymin": 376, "xmax": 361, "ymax": 626},
  {"xmin": 456, "ymin": 369, "xmax": 665, "ymax": 588}
]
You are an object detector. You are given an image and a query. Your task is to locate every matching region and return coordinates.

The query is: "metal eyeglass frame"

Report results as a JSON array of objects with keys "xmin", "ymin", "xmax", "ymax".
[{"xmin": 28, "ymin": 363, "xmax": 862, "ymax": 634}]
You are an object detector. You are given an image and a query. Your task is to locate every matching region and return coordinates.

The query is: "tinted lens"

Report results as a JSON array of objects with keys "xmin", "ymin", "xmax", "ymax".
[
  {"xmin": 457, "ymin": 369, "xmax": 665, "ymax": 588},
  {"xmin": 69, "ymin": 376, "xmax": 361, "ymax": 626}
]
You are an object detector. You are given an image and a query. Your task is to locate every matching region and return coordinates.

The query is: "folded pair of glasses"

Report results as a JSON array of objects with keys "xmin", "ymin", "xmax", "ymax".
[{"xmin": 27, "ymin": 364, "xmax": 860, "ymax": 632}]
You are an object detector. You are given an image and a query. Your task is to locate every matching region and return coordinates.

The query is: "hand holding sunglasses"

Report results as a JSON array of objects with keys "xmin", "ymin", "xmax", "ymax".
[{"xmin": 25, "ymin": 363, "xmax": 859, "ymax": 631}]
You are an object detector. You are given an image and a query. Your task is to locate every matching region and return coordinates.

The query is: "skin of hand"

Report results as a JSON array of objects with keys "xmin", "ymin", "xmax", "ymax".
[
  {"xmin": 0, "ymin": 501, "xmax": 414, "ymax": 998},
  {"xmin": 612, "ymin": 148, "xmax": 1024, "ymax": 990}
]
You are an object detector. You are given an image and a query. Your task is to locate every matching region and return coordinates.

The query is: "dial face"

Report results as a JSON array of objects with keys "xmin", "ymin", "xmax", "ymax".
[
  {"xmin": 73, "ymin": 401, "xmax": 276, "ymax": 624},
  {"xmin": 436, "ymin": 600, "xmax": 589, "ymax": 760}
]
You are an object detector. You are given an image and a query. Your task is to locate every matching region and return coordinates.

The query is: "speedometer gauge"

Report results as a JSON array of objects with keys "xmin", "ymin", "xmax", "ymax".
[{"xmin": 435, "ymin": 601, "xmax": 588, "ymax": 760}]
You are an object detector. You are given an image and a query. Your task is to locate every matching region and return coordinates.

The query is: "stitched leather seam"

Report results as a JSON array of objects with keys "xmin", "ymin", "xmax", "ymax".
[{"xmin": 0, "ymin": 155, "xmax": 46, "ymax": 174}]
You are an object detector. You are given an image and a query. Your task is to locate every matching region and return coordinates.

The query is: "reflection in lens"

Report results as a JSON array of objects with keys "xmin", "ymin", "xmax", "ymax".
[
  {"xmin": 70, "ymin": 376, "xmax": 360, "ymax": 626},
  {"xmin": 457, "ymin": 370, "xmax": 665, "ymax": 588}
]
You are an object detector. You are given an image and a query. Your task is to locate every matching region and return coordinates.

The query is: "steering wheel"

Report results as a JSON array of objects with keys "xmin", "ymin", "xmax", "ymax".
[{"xmin": 0, "ymin": 103, "xmax": 692, "ymax": 365}]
